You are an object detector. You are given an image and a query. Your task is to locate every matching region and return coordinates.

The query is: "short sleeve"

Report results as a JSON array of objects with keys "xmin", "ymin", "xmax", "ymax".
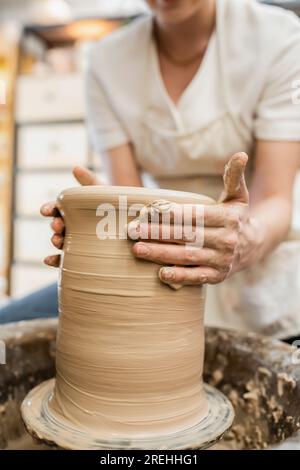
[
  {"xmin": 85, "ymin": 64, "xmax": 130, "ymax": 153},
  {"xmin": 254, "ymin": 30, "xmax": 300, "ymax": 141}
]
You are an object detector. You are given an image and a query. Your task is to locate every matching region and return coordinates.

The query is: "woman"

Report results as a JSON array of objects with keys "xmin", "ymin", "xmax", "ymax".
[{"xmin": 2, "ymin": 0, "xmax": 300, "ymax": 339}]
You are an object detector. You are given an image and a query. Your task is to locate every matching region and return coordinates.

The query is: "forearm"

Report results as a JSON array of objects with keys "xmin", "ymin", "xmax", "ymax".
[
  {"xmin": 103, "ymin": 144, "xmax": 144, "ymax": 187},
  {"xmin": 234, "ymin": 139, "xmax": 300, "ymax": 273},
  {"xmin": 234, "ymin": 196, "xmax": 292, "ymax": 272}
]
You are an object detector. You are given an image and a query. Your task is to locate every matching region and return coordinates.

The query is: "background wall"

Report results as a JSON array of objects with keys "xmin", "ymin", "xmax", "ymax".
[
  {"xmin": 0, "ymin": 0, "xmax": 148, "ymax": 22},
  {"xmin": 0, "ymin": 1, "xmax": 150, "ymax": 299}
]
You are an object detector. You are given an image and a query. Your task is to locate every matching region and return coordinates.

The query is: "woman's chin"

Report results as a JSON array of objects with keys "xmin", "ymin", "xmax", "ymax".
[{"xmin": 149, "ymin": 0, "xmax": 203, "ymax": 25}]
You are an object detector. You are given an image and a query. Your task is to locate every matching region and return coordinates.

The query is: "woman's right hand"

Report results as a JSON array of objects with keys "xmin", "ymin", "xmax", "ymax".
[{"xmin": 40, "ymin": 166, "xmax": 101, "ymax": 268}]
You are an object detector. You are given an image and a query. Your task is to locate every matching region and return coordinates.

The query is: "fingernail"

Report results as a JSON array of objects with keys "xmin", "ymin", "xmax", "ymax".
[
  {"xmin": 161, "ymin": 267, "xmax": 175, "ymax": 281},
  {"xmin": 54, "ymin": 236, "xmax": 62, "ymax": 247},
  {"xmin": 136, "ymin": 243, "xmax": 150, "ymax": 256},
  {"xmin": 127, "ymin": 220, "xmax": 140, "ymax": 240}
]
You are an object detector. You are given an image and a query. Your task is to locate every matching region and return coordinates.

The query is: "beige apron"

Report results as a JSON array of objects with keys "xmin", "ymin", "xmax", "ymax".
[{"xmin": 137, "ymin": 29, "xmax": 300, "ymax": 339}]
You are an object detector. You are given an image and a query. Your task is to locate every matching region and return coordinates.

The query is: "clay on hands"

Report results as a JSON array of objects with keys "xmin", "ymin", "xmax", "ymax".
[
  {"xmin": 40, "ymin": 166, "xmax": 101, "ymax": 267},
  {"xmin": 128, "ymin": 152, "xmax": 250, "ymax": 288}
]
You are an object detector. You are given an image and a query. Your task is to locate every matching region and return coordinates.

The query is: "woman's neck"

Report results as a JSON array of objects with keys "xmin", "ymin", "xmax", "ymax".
[{"xmin": 154, "ymin": 0, "xmax": 216, "ymax": 61}]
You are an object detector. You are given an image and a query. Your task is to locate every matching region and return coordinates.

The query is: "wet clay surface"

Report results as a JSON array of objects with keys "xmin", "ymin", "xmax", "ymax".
[{"xmin": 46, "ymin": 186, "xmax": 213, "ymax": 442}]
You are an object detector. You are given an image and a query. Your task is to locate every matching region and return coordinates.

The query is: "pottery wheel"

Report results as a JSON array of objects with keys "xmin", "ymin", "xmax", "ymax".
[{"xmin": 21, "ymin": 379, "xmax": 234, "ymax": 450}]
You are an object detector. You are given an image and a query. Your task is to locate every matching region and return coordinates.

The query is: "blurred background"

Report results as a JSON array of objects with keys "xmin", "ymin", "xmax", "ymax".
[{"xmin": 0, "ymin": 0, "xmax": 299, "ymax": 301}]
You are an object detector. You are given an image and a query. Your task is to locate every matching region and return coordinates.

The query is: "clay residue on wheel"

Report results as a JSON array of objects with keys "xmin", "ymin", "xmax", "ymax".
[
  {"xmin": 204, "ymin": 328, "xmax": 300, "ymax": 450},
  {"xmin": 1, "ymin": 320, "xmax": 300, "ymax": 450}
]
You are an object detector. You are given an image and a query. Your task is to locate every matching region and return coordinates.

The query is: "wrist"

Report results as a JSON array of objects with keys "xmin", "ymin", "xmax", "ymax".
[{"xmin": 232, "ymin": 216, "xmax": 266, "ymax": 274}]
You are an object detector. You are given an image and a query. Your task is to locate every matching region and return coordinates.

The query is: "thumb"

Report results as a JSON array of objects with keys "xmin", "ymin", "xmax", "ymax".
[
  {"xmin": 73, "ymin": 166, "xmax": 101, "ymax": 186},
  {"xmin": 219, "ymin": 152, "xmax": 249, "ymax": 204}
]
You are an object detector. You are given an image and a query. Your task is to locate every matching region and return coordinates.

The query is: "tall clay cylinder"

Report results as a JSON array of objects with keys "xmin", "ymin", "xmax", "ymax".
[{"xmin": 49, "ymin": 186, "xmax": 214, "ymax": 440}]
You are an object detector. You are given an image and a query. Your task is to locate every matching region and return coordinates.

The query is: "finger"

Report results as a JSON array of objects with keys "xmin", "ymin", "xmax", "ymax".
[
  {"xmin": 44, "ymin": 255, "xmax": 61, "ymax": 268},
  {"xmin": 129, "ymin": 206, "xmax": 241, "ymax": 239},
  {"xmin": 128, "ymin": 221, "xmax": 204, "ymax": 245},
  {"xmin": 51, "ymin": 234, "xmax": 64, "ymax": 249},
  {"xmin": 128, "ymin": 223, "xmax": 237, "ymax": 254},
  {"xmin": 73, "ymin": 166, "xmax": 100, "ymax": 186},
  {"xmin": 129, "ymin": 204, "xmax": 225, "ymax": 229},
  {"xmin": 139, "ymin": 201, "xmax": 206, "ymax": 226},
  {"xmin": 132, "ymin": 242, "xmax": 226, "ymax": 268},
  {"xmin": 133, "ymin": 242, "xmax": 196, "ymax": 265},
  {"xmin": 131, "ymin": 224, "xmax": 239, "ymax": 253},
  {"xmin": 203, "ymin": 227, "xmax": 238, "ymax": 252},
  {"xmin": 40, "ymin": 202, "xmax": 60, "ymax": 217},
  {"xmin": 159, "ymin": 266, "xmax": 226, "ymax": 286},
  {"xmin": 203, "ymin": 205, "xmax": 228, "ymax": 227},
  {"xmin": 220, "ymin": 152, "xmax": 249, "ymax": 203},
  {"xmin": 50, "ymin": 217, "xmax": 65, "ymax": 234}
]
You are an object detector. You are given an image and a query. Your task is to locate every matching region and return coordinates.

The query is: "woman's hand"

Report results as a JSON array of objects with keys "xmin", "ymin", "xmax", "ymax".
[
  {"xmin": 128, "ymin": 152, "xmax": 254, "ymax": 288},
  {"xmin": 40, "ymin": 166, "xmax": 100, "ymax": 268}
]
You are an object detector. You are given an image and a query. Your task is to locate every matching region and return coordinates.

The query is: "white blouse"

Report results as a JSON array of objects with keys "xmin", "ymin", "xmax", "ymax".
[
  {"xmin": 86, "ymin": 0, "xmax": 300, "ymax": 177},
  {"xmin": 85, "ymin": 0, "xmax": 300, "ymax": 338}
]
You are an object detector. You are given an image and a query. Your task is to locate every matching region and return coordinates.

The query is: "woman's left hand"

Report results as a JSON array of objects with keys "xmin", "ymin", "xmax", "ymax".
[{"xmin": 128, "ymin": 152, "xmax": 254, "ymax": 288}]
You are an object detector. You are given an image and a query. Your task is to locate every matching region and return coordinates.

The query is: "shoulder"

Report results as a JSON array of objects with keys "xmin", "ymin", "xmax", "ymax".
[
  {"xmin": 218, "ymin": 1, "xmax": 300, "ymax": 112},
  {"xmin": 88, "ymin": 16, "xmax": 152, "ymax": 73},
  {"xmin": 223, "ymin": 0, "xmax": 300, "ymax": 49},
  {"xmin": 220, "ymin": 0, "xmax": 300, "ymax": 79},
  {"xmin": 225, "ymin": 0, "xmax": 300, "ymax": 26}
]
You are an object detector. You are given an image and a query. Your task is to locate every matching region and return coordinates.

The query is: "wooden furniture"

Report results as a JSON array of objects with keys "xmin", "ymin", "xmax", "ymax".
[{"xmin": 13, "ymin": 72, "xmax": 87, "ymax": 296}]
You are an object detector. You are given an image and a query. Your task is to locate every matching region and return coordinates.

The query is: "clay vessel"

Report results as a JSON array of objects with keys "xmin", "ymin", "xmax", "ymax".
[{"xmin": 21, "ymin": 186, "xmax": 234, "ymax": 449}]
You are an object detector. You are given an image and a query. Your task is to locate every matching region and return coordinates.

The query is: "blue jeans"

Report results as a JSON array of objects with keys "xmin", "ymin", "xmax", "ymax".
[{"xmin": 0, "ymin": 284, "xmax": 58, "ymax": 324}]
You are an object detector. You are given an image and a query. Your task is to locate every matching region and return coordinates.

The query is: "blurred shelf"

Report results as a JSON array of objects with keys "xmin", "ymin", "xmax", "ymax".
[
  {"xmin": 16, "ymin": 73, "xmax": 85, "ymax": 123},
  {"xmin": 24, "ymin": 18, "xmax": 128, "ymax": 46},
  {"xmin": 0, "ymin": 24, "xmax": 19, "ymax": 296},
  {"xmin": 9, "ymin": 16, "xmax": 114, "ymax": 297}
]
